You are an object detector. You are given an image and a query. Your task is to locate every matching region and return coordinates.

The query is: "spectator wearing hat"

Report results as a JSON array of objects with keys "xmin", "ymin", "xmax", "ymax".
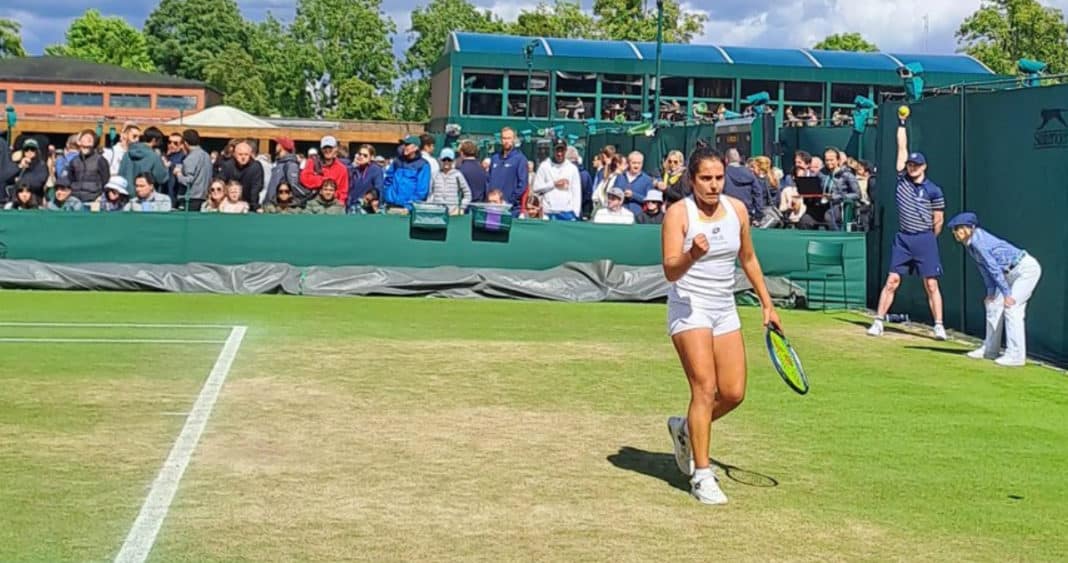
[
  {"xmin": 457, "ymin": 140, "xmax": 488, "ymax": 203},
  {"xmin": 636, "ymin": 190, "xmax": 665, "ymax": 225},
  {"xmin": 218, "ymin": 140, "xmax": 266, "ymax": 212},
  {"xmin": 12, "ymin": 139, "xmax": 49, "ymax": 199},
  {"xmin": 4, "ymin": 183, "xmax": 40, "ymax": 210},
  {"xmin": 420, "ymin": 133, "xmax": 440, "ymax": 178},
  {"xmin": 382, "ymin": 135, "xmax": 431, "ymax": 213},
  {"xmin": 532, "ymin": 139, "xmax": 582, "ymax": 221},
  {"xmin": 614, "ymin": 151, "xmax": 655, "ymax": 216},
  {"xmin": 347, "ymin": 144, "xmax": 384, "ymax": 213},
  {"xmin": 175, "ymin": 129, "xmax": 212, "ymax": 211},
  {"xmin": 65, "ymin": 130, "xmax": 110, "ymax": 205},
  {"xmin": 427, "ymin": 148, "xmax": 472, "ymax": 215},
  {"xmin": 124, "ymin": 172, "xmax": 172, "ymax": 212},
  {"xmin": 592, "ymin": 187, "xmax": 635, "ymax": 225},
  {"xmin": 95, "ymin": 176, "xmax": 130, "ymax": 212},
  {"xmin": 266, "ymin": 136, "xmax": 306, "ymax": 205},
  {"xmin": 45, "ymin": 177, "xmax": 84, "ymax": 212},
  {"xmin": 948, "ymin": 212, "xmax": 1043, "ymax": 367},
  {"xmin": 869, "ymin": 112, "xmax": 947, "ymax": 340},
  {"xmin": 487, "ymin": 127, "xmax": 529, "ymax": 213},
  {"xmin": 300, "ymin": 135, "xmax": 350, "ymax": 207}
]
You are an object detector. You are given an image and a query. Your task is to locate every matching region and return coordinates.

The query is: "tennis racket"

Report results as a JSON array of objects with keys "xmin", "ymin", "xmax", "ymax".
[{"xmin": 765, "ymin": 323, "xmax": 809, "ymax": 395}]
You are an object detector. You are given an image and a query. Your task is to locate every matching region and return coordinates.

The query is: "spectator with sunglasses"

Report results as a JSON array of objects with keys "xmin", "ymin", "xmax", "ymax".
[
  {"xmin": 263, "ymin": 182, "xmax": 303, "ymax": 214},
  {"xmin": 201, "ymin": 179, "xmax": 227, "ymax": 213},
  {"xmin": 347, "ymin": 144, "xmax": 384, "ymax": 213},
  {"xmin": 266, "ymin": 137, "xmax": 305, "ymax": 206}
]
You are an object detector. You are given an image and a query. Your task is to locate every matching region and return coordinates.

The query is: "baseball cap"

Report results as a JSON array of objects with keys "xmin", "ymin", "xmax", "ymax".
[
  {"xmin": 22, "ymin": 139, "xmax": 39, "ymax": 150},
  {"xmin": 947, "ymin": 212, "xmax": 979, "ymax": 230},
  {"xmin": 607, "ymin": 187, "xmax": 625, "ymax": 199},
  {"xmin": 320, "ymin": 135, "xmax": 338, "ymax": 148},
  {"xmin": 439, "ymin": 148, "xmax": 456, "ymax": 161},
  {"xmin": 645, "ymin": 190, "xmax": 664, "ymax": 203},
  {"xmin": 275, "ymin": 137, "xmax": 295, "ymax": 153},
  {"xmin": 54, "ymin": 176, "xmax": 72, "ymax": 189},
  {"xmin": 554, "ymin": 138, "xmax": 567, "ymax": 150},
  {"xmin": 906, "ymin": 152, "xmax": 927, "ymax": 165},
  {"xmin": 104, "ymin": 176, "xmax": 129, "ymax": 196},
  {"xmin": 401, "ymin": 134, "xmax": 420, "ymax": 146}
]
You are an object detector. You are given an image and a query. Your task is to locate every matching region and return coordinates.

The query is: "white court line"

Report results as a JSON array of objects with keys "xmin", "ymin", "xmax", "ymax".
[
  {"xmin": 0, "ymin": 338, "xmax": 226, "ymax": 344},
  {"xmin": 113, "ymin": 325, "xmax": 247, "ymax": 563},
  {"xmin": 0, "ymin": 322, "xmax": 233, "ymax": 329}
]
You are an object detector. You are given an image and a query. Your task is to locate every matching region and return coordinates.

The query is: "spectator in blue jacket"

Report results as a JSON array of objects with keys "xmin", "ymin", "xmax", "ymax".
[
  {"xmin": 382, "ymin": 136, "xmax": 431, "ymax": 213},
  {"xmin": 457, "ymin": 140, "xmax": 487, "ymax": 203},
  {"xmin": 348, "ymin": 144, "xmax": 384, "ymax": 213},
  {"xmin": 614, "ymin": 151, "xmax": 655, "ymax": 215},
  {"xmin": 487, "ymin": 127, "xmax": 528, "ymax": 212}
]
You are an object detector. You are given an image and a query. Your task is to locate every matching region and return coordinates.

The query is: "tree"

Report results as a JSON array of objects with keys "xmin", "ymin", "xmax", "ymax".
[
  {"xmin": 394, "ymin": 78, "xmax": 431, "ymax": 122},
  {"xmin": 0, "ymin": 18, "xmax": 27, "ymax": 58},
  {"xmin": 404, "ymin": 0, "xmax": 504, "ymax": 78},
  {"xmin": 812, "ymin": 32, "xmax": 878, "ymax": 52},
  {"xmin": 44, "ymin": 10, "xmax": 156, "ymax": 72},
  {"xmin": 291, "ymin": 0, "xmax": 398, "ymax": 103},
  {"xmin": 510, "ymin": 1, "xmax": 599, "ymax": 39},
  {"xmin": 957, "ymin": 0, "xmax": 1068, "ymax": 75},
  {"xmin": 592, "ymin": 0, "xmax": 707, "ymax": 43},
  {"xmin": 143, "ymin": 0, "xmax": 249, "ymax": 80},
  {"xmin": 203, "ymin": 45, "xmax": 270, "ymax": 115},
  {"xmin": 331, "ymin": 76, "xmax": 394, "ymax": 120},
  {"xmin": 246, "ymin": 14, "xmax": 320, "ymax": 117}
]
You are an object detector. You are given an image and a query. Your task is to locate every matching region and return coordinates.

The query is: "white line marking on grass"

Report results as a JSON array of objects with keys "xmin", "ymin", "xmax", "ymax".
[
  {"xmin": 0, "ymin": 338, "xmax": 227, "ymax": 344},
  {"xmin": 0, "ymin": 322, "xmax": 233, "ymax": 329},
  {"xmin": 113, "ymin": 325, "xmax": 247, "ymax": 563}
]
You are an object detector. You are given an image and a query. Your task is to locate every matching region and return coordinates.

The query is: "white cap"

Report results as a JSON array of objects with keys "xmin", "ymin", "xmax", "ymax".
[
  {"xmin": 104, "ymin": 176, "xmax": 129, "ymax": 196},
  {"xmin": 645, "ymin": 190, "xmax": 663, "ymax": 203},
  {"xmin": 320, "ymin": 135, "xmax": 338, "ymax": 148}
]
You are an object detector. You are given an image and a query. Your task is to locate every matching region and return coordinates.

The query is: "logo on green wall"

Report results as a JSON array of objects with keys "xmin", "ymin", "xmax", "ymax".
[{"xmin": 1034, "ymin": 108, "xmax": 1068, "ymax": 149}]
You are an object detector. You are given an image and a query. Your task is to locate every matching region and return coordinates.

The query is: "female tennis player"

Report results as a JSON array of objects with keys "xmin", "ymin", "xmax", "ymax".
[
  {"xmin": 663, "ymin": 148, "xmax": 781, "ymax": 505},
  {"xmin": 948, "ymin": 212, "xmax": 1042, "ymax": 367}
]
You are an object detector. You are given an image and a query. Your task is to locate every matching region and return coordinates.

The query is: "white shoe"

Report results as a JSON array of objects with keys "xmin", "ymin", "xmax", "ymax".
[
  {"xmin": 867, "ymin": 321, "xmax": 883, "ymax": 337},
  {"xmin": 667, "ymin": 416, "xmax": 694, "ymax": 476},
  {"xmin": 690, "ymin": 472, "xmax": 728, "ymax": 505},
  {"xmin": 995, "ymin": 355, "xmax": 1025, "ymax": 367},
  {"xmin": 933, "ymin": 325, "xmax": 948, "ymax": 341},
  {"xmin": 966, "ymin": 347, "xmax": 996, "ymax": 360}
]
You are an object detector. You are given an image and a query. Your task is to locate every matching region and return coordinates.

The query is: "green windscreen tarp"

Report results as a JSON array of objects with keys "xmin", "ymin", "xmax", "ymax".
[
  {"xmin": 874, "ymin": 86, "xmax": 1067, "ymax": 366},
  {"xmin": 0, "ymin": 213, "xmax": 867, "ymax": 308}
]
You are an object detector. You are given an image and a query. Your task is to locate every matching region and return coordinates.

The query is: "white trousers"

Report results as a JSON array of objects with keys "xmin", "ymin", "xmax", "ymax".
[{"xmin": 981, "ymin": 255, "xmax": 1042, "ymax": 361}]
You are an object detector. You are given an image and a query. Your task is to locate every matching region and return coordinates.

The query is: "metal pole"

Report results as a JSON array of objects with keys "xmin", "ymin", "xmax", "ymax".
[{"xmin": 653, "ymin": 0, "xmax": 665, "ymax": 125}]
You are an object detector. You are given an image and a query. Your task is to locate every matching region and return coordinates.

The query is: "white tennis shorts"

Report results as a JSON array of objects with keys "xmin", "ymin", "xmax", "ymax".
[{"xmin": 667, "ymin": 300, "xmax": 741, "ymax": 337}]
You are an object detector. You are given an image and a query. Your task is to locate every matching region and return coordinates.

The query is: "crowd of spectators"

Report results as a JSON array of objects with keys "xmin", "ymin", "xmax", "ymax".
[{"xmin": 0, "ymin": 122, "xmax": 874, "ymax": 231}]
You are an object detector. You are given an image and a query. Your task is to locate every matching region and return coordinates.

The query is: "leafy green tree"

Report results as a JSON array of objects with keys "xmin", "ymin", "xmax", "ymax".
[
  {"xmin": 246, "ymin": 14, "xmax": 320, "ymax": 117},
  {"xmin": 510, "ymin": 1, "xmax": 599, "ymax": 39},
  {"xmin": 404, "ymin": 0, "xmax": 503, "ymax": 77},
  {"xmin": 44, "ymin": 10, "xmax": 156, "ymax": 72},
  {"xmin": 291, "ymin": 0, "xmax": 398, "ymax": 98},
  {"xmin": 143, "ymin": 0, "xmax": 248, "ymax": 80},
  {"xmin": 592, "ymin": 0, "xmax": 706, "ymax": 43},
  {"xmin": 0, "ymin": 18, "xmax": 27, "ymax": 58},
  {"xmin": 331, "ymin": 76, "xmax": 394, "ymax": 120},
  {"xmin": 203, "ymin": 44, "xmax": 270, "ymax": 115},
  {"xmin": 812, "ymin": 32, "xmax": 879, "ymax": 52},
  {"xmin": 957, "ymin": 0, "xmax": 1068, "ymax": 75},
  {"xmin": 394, "ymin": 78, "xmax": 431, "ymax": 121}
]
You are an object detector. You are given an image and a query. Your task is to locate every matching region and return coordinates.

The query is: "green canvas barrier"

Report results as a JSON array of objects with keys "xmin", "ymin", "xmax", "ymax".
[
  {"xmin": 875, "ymin": 86, "xmax": 1068, "ymax": 365},
  {"xmin": 0, "ymin": 213, "xmax": 866, "ymax": 308}
]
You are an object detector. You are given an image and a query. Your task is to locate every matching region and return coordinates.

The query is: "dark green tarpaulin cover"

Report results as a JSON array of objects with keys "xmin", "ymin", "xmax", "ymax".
[
  {"xmin": 0, "ymin": 213, "xmax": 866, "ymax": 307},
  {"xmin": 875, "ymin": 86, "xmax": 1068, "ymax": 366}
]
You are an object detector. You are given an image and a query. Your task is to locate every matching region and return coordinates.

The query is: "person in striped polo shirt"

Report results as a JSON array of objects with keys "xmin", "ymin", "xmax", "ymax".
[{"xmin": 868, "ymin": 112, "xmax": 948, "ymax": 340}]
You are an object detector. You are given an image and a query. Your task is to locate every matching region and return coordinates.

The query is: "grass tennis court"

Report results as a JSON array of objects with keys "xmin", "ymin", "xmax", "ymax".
[{"xmin": 1, "ymin": 291, "xmax": 1066, "ymax": 561}]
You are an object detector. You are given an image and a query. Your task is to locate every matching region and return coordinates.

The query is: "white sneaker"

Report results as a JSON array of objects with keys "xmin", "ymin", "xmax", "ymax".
[
  {"xmin": 867, "ymin": 320, "xmax": 883, "ymax": 337},
  {"xmin": 933, "ymin": 324, "xmax": 948, "ymax": 341},
  {"xmin": 667, "ymin": 416, "xmax": 694, "ymax": 476},
  {"xmin": 995, "ymin": 355, "xmax": 1025, "ymax": 367},
  {"xmin": 967, "ymin": 347, "xmax": 996, "ymax": 360},
  {"xmin": 690, "ymin": 472, "xmax": 728, "ymax": 505}
]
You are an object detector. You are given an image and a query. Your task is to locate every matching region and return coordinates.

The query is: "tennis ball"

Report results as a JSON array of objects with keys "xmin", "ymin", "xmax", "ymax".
[{"xmin": 898, "ymin": 105, "xmax": 910, "ymax": 119}]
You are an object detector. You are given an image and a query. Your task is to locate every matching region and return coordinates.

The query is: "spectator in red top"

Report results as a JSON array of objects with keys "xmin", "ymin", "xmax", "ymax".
[{"xmin": 300, "ymin": 135, "xmax": 350, "ymax": 205}]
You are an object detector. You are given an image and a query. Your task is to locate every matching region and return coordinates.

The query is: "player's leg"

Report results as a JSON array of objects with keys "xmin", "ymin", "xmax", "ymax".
[
  {"xmin": 671, "ymin": 329, "xmax": 726, "ymax": 504},
  {"xmin": 710, "ymin": 314, "xmax": 746, "ymax": 423},
  {"xmin": 997, "ymin": 255, "xmax": 1042, "ymax": 366}
]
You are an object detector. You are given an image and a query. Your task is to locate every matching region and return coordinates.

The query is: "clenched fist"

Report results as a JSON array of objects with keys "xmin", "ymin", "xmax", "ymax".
[{"xmin": 689, "ymin": 234, "xmax": 710, "ymax": 260}]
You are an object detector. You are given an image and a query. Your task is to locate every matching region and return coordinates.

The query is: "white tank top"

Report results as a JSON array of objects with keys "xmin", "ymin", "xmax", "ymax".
[{"xmin": 668, "ymin": 196, "xmax": 742, "ymax": 308}]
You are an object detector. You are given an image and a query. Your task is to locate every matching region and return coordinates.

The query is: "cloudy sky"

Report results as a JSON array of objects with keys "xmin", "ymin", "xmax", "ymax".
[{"xmin": 3, "ymin": 0, "xmax": 1067, "ymax": 58}]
